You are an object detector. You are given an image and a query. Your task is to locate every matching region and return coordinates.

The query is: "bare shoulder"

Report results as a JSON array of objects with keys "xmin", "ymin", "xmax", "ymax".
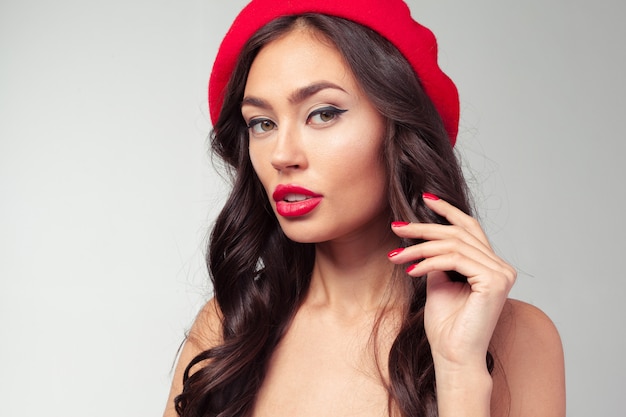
[
  {"xmin": 187, "ymin": 297, "xmax": 224, "ymax": 349},
  {"xmin": 494, "ymin": 299, "xmax": 563, "ymax": 346},
  {"xmin": 491, "ymin": 299, "xmax": 566, "ymax": 417},
  {"xmin": 162, "ymin": 298, "xmax": 224, "ymax": 417}
]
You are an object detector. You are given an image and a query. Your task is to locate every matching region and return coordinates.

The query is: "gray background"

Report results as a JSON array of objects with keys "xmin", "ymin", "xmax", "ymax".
[{"xmin": 1, "ymin": 0, "xmax": 624, "ymax": 416}]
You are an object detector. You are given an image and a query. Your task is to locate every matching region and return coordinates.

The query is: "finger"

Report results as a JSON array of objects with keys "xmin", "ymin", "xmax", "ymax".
[
  {"xmin": 391, "ymin": 222, "xmax": 498, "ymax": 263},
  {"xmin": 422, "ymin": 193, "xmax": 491, "ymax": 248},
  {"xmin": 406, "ymin": 252, "xmax": 516, "ymax": 293},
  {"xmin": 388, "ymin": 238, "xmax": 506, "ymax": 273}
]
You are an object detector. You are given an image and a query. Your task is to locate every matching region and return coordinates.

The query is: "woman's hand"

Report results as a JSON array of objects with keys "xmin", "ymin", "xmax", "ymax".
[
  {"xmin": 388, "ymin": 194, "xmax": 566, "ymax": 417},
  {"xmin": 388, "ymin": 193, "xmax": 516, "ymax": 371}
]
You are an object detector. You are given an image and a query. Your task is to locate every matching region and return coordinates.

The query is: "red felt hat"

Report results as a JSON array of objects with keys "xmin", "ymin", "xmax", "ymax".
[{"xmin": 209, "ymin": 0, "xmax": 459, "ymax": 145}]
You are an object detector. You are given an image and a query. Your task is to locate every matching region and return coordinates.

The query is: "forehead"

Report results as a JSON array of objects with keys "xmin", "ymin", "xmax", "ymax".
[{"xmin": 244, "ymin": 27, "xmax": 359, "ymax": 96}]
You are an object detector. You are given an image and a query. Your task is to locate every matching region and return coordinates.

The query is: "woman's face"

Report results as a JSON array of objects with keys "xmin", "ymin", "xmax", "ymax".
[{"xmin": 242, "ymin": 27, "xmax": 388, "ymax": 244}]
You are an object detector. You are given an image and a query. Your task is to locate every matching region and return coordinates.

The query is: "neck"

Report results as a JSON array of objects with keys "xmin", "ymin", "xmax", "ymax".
[{"xmin": 305, "ymin": 222, "xmax": 402, "ymax": 320}]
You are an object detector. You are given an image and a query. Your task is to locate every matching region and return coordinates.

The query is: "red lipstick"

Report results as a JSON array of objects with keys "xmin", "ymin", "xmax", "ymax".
[{"xmin": 272, "ymin": 184, "xmax": 322, "ymax": 218}]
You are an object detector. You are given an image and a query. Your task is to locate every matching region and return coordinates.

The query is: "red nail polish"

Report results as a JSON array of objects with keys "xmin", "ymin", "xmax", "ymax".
[
  {"xmin": 392, "ymin": 221, "xmax": 410, "ymax": 227},
  {"xmin": 422, "ymin": 193, "xmax": 440, "ymax": 201},
  {"xmin": 406, "ymin": 264, "xmax": 418, "ymax": 274},
  {"xmin": 387, "ymin": 248, "xmax": 404, "ymax": 258}
]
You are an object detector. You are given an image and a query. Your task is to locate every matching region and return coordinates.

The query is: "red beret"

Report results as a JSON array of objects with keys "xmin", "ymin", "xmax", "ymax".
[{"xmin": 209, "ymin": 0, "xmax": 459, "ymax": 146}]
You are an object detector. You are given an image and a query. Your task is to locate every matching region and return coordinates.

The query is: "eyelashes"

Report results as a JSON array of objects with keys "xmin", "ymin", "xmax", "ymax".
[
  {"xmin": 246, "ymin": 106, "xmax": 348, "ymax": 135},
  {"xmin": 247, "ymin": 118, "xmax": 276, "ymax": 133},
  {"xmin": 307, "ymin": 106, "xmax": 348, "ymax": 125}
]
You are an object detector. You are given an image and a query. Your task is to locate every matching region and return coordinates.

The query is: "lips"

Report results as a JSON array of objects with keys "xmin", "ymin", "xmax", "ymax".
[{"xmin": 272, "ymin": 184, "xmax": 323, "ymax": 217}]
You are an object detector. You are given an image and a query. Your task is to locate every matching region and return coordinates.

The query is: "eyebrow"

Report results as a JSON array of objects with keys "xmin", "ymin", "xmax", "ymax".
[{"xmin": 241, "ymin": 82, "xmax": 347, "ymax": 110}]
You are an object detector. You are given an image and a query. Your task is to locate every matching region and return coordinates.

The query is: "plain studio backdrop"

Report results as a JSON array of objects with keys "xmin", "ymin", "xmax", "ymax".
[{"xmin": 1, "ymin": 0, "xmax": 624, "ymax": 415}]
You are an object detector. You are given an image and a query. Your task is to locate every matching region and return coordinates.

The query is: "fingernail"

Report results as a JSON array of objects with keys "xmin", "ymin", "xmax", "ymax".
[
  {"xmin": 406, "ymin": 264, "xmax": 418, "ymax": 274},
  {"xmin": 387, "ymin": 248, "xmax": 404, "ymax": 258},
  {"xmin": 392, "ymin": 221, "xmax": 410, "ymax": 227},
  {"xmin": 422, "ymin": 193, "xmax": 440, "ymax": 201}
]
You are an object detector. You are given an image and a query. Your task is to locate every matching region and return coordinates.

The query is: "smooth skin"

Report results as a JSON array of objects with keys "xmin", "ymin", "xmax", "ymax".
[
  {"xmin": 389, "ymin": 196, "xmax": 565, "ymax": 417},
  {"xmin": 163, "ymin": 27, "xmax": 565, "ymax": 417}
]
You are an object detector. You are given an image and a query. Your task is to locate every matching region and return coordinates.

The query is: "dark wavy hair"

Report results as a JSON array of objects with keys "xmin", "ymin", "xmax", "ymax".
[{"xmin": 175, "ymin": 14, "xmax": 493, "ymax": 417}]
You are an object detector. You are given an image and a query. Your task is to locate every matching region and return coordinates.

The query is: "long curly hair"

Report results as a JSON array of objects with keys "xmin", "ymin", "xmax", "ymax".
[{"xmin": 175, "ymin": 14, "xmax": 493, "ymax": 417}]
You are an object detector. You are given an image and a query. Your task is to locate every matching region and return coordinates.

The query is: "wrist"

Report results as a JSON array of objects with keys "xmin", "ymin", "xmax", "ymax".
[
  {"xmin": 431, "ymin": 349, "xmax": 491, "ymax": 375},
  {"xmin": 434, "ymin": 365, "xmax": 493, "ymax": 417},
  {"xmin": 435, "ymin": 363, "xmax": 493, "ymax": 390}
]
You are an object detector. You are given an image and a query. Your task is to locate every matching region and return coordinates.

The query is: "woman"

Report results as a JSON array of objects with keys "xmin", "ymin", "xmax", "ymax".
[{"xmin": 164, "ymin": 1, "xmax": 565, "ymax": 416}]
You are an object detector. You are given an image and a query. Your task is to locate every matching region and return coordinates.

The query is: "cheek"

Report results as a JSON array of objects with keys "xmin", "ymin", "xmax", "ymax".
[
  {"xmin": 330, "ymin": 135, "xmax": 385, "ymax": 182},
  {"xmin": 324, "ymin": 140, "xmax": 388, "ymax": 206},
  {"xmin": 320, "ymin": 129, "xmax": 383, "ymax": 169},
  {"xmin": 248, "ymin": 145, "xmax": 273, "ymax": 194},
  {"xmin": 248, "ymin": 144, "xmax": 265, "ymax": 177},
  {"xmin": 347, "ymin": 136, "xmax": 388, "ymax": 204}
]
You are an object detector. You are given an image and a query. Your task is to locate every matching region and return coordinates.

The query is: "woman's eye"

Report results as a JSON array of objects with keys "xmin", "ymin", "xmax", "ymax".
[
  {"xmin": 308, "ymin": 107, "xmax": 347, "ymax": 125},
  {"xmin": 248, "ymin": 119, "xmax": 276, "ymax": 134}
]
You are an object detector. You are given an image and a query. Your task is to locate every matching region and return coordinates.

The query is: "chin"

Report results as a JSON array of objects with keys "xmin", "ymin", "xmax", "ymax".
[
  {"xmin": 280, "ymin": 228, "xmax": 326, "ymax": 244},
  {"xmin": 276, "ymin": 220, "xmax": 332, "ymax": 244}
]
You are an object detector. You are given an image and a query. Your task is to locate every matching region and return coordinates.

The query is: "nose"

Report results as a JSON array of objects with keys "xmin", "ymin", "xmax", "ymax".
[{"xmin": 270, "ymin": 124, "xmax": 307, "ymax": 172}]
